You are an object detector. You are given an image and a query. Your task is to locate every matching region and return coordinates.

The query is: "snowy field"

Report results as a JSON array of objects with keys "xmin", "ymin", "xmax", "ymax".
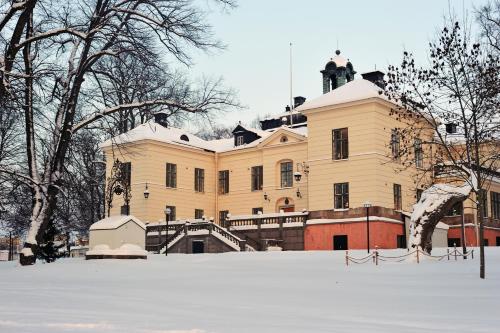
[{"xmin": 1, "ymin": 248, "xmax": 499, "ymax": 333}]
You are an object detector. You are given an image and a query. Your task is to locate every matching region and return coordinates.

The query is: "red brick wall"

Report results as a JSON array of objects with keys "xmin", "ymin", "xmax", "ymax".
[
  {"xmin": 304, "ymin": 221, "xmax": 405, "ymax": 250},
  {"xmin": 448, "ymin": 226, "xmax": 500, "ymax": 247}
]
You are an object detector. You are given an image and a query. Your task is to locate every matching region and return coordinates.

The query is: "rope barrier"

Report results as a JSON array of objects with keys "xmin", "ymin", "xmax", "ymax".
[
  {"xmin": 347, "ymin": 256, "xmax": 373, "ymax": 264},
  {"xmin": 377, "ymin": 250, "xmax": 417, "ymax": 259},
  {"xmin": 345, "ymin": 247, "xmax": 474, "ymax": 266}
]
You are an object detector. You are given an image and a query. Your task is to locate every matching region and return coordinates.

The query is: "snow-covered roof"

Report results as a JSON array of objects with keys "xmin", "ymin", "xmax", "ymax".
[
  {"xmin": 262, "ymin": 110, "xmax": 303, "ymax": 121},
  {"xmin": 329, "ymin": 54, "xmax": 348, "ymax": 68},
  {"xmin": 100, "ymin": 121, "xmax": 307, "ymax": 153},
  {"xmin": 90, "ymin": 215, "xmax": 146, "ymax": 231},
  {"xmin": 233, "ymin": 124, "xmax": 268, "ymax": 138},
  {"xmin": 296, "ymin": 79, "xmax": 389, "ymax": 112},
  {"xmin": 100, "ymin": 122, "xmax": 215, "ymax": 151}
]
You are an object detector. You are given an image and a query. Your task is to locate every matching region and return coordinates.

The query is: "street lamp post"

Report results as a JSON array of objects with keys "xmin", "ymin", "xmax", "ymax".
[
  {"xmin": 364, "ymin": 201, "xmax": 372, "ymax": 253},
  {"xmin": 164, "ymin": 207, "xmax": 171, "ymax": 256}
]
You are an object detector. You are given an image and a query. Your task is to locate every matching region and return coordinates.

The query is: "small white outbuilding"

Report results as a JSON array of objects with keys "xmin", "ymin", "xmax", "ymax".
[{"xmin": 87, "ymin": 215, "xmax": 147, "ymax": 259}]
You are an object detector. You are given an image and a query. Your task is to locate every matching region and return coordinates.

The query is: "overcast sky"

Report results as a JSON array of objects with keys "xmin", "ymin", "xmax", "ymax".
[{"xmin": 183, "ymin": 0, "xmax": 489, "ymax": 129}]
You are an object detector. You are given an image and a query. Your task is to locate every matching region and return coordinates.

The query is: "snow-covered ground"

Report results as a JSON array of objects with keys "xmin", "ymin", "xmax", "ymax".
[{"xmin": 1, "ymin": 248, "xmax": 499, "ymax": 333}]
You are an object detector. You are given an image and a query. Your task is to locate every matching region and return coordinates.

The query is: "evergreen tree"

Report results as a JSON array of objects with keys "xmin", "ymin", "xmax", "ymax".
[{"xmin": 36, "ymin": 220, "xmax": 65, "ymax": 263}]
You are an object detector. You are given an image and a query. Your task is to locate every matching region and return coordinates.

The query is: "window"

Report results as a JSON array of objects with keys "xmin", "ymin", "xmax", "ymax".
[
  {"xmin": 397, "ymin": 235, "xmax": 407, "ymax": 249},
  {"xmin": 120, "ymin": 162, "xmax": 131, "ymax": 186},
  {"xmin": 219, "ymin": 210, "xmax": 229, "ymax": 224},
  {"xmin": 195, "ymin": 209, "xmax": 204, "ymax": 219},
  {"xmin": 251, "ymin": 166, "xmax": 263, "ymax": 191},
  {"xmin": 492, "ymin": 192, "xmax": 500, "ymax": 220},
  {"xmin": 166, "ymin": 163, "xmax": 177, "ymax": 188},
  {"xmin": 194, "ymin": 168, "xmax": 205, "ymax": 192},
  {"xmin": 219, "ymin": 170, "xmax": 229, "ymax": 194},
  {"xmin": 448, "ymin": 238, "xmax": 461, "ymax": 247},
  {"xmin": 166, "ymin": 206, "xmax": 176, "ymax": 221},
  {"xmin": 252, "ymin": 207, "xmax": 263, "ymax": 215},
  {"xmin": 414, "ymin": 138, "xmax": 423, "ymax": 168},
  {"xmin": 280, "ymin": 162, "xmax": 293, "ymax": 188},
  {"xmin": 445, "ymin": 123, "xmax": 457, "ymax": 134},
  {"xmin": 332, "ymin": 128, "xmax": 348, "ymax": 160},
  {"xmin": 416, "ymin": 189, "xmax": 423, "ymax": 202},
  {"xmin": 391, "ymin": 129, "xmax": 400, "ymax": 159},
  {"xmin": 479, "ymin": 189, "xmax": 488, "ymax": 218},
  {"xmin": 334, "ymin": 183, "xmax": 349, "ymax": 209},
  {"xmin": 236, "ymin": 135, "xmax": 244, "ymax": 146},
  {"xmin": 280, "ymin": 136, "xmax": 288, "ymax": 143},
  {"xmin": 120, "ymin": 205, "xmax": 130, "ymax": 215},
  {"xmin": 394, "ymin": 184, "xmax": 402, "ymax": 210},
  {"xmin": 446, "ymin": 202, "xmax": 463, "ymax": 216}
]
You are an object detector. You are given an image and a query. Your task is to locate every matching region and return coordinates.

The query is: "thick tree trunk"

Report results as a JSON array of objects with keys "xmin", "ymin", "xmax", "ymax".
[
  {"xmin": 19, "ymin": 186, "xmax": 59, "ymax": 265},
  {"xmin": 409, "ymin": 183, "xmax": 471, "ymax": 254}
]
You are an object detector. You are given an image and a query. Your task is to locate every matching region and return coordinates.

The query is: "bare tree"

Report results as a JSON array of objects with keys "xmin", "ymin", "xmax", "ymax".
[
  {"xmin": 385, "ymin": 19, "xmax": 500, "ymax": 278},
  {"xmin": 196, "ymin": 124, "xmax": 233, "ymax": 140},
  {"xmin": 476, "ymin": 0, "xmax": 500, "ymax": 53},
  {"xmin": 0, "ymin": 0, "xmax": 238, "ymax": 265}
]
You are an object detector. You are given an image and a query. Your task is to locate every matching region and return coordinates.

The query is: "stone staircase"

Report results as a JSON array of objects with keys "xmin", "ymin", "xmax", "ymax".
[{"xmin": 146, "ymin": 220, "xmax": 255, "ymax": 253}]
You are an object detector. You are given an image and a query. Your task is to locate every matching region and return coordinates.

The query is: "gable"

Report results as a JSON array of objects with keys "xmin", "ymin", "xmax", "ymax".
[{"xmin": 258, "ymin": 128, "xmax": 307, "ymax": 148}]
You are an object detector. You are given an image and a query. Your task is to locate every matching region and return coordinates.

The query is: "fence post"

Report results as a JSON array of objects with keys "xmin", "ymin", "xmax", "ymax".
[
  {"xmin": 454, "ymin": 243, "xmax": 457, "ymax": 261},
  {"xmin": 447, "ymin": 248, "xmax": 450, "ymax": 261},
  {"xmin": 416, "ymin": 247, "xmax": 420, "ymax": 264},
  {"xmin": 471, "ymin": 249, "xmax": 474, "ymax": 259},
  {"xmin": 8, "ymin": 232, "xmax": 12, "ymax": 261},
  {"xmin": 346, "ymin": 251, "xmax": 348, "ymax": 266},
  {"xmin": 375, "ymin": 247, "xmax": 379, "ymax": 266}
]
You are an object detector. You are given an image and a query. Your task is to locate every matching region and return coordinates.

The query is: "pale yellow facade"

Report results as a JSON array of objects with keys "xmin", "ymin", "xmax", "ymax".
[
  {"xmin": 304, "ymin": 99, "xmax": 422, "ymax": 213},
  {"xmin": 102, "ymin": 93, "xmax": 430, "ymax": 225}
]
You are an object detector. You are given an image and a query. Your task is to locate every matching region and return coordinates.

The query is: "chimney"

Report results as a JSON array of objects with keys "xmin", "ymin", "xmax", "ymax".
[
  {"xmin": 293, "ymin": 96, "xmax": 306, "ymax": 108},
  {"xmin": 154, "ymin": 112, "xmax": 169, "ymax": 128},
  {"xmin": 361, "ymin": 71, "xmax": 385, "ymax": 89}
]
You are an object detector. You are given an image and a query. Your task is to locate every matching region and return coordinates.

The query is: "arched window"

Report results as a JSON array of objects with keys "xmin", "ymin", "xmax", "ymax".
[{"xmin": 180, "ymin": 134, "xmax": 189, "ymax": 142}]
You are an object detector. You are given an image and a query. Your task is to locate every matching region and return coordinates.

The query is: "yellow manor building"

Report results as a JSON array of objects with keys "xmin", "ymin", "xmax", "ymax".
[{"xmin": 101, "ymin": 51, "xmax": 500, "ymax": 251}]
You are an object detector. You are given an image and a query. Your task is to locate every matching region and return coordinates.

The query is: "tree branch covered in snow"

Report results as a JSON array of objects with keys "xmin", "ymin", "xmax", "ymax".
[
  {"xmin": 385, "ymin": 15, "xmax": 499, "ymax": 277},
  {"xmin": 0, "ymin": 0, "xmax": 239, "ymax": 265}
]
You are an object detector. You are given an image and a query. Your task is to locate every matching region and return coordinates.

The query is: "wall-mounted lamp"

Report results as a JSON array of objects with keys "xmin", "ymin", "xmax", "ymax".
[
  {"xmin": 143, "ymin": 182, "xmax": 150, "ymax": 199},
  {"xmin": 264, "ymin": 192, "xmax": 270, "ymax": 202},
  {"xmin": 296, "ymin": 188, "xmax": 302, "ymax": 198},
  {"xmin": 294, "ymin": 162, "xmax": 310, "ymax": 181}
]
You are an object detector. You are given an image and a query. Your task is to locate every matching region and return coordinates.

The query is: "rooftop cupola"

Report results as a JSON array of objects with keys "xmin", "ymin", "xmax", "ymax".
[{"xmin": 320, "ymin": 50, "xmax": 356, "ymax": 94}]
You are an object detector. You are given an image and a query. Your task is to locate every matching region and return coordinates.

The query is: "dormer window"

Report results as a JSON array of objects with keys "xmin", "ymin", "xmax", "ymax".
[
  {"xmin": 236, "ymin": 135, "xmax": 244, "ymax": 146},
  {"xmin": 180, "ymin": 134, "xmax": 189, "ymax": 142},
  {"xmin": 445, "ymin": 123, "xmax": 457, "ymax": 134}
]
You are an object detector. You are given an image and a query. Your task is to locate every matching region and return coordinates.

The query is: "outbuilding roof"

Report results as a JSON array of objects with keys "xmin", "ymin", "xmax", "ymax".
[{"xmin": 90, "ymin": 215, "xmax": 146, "ymax": 231}]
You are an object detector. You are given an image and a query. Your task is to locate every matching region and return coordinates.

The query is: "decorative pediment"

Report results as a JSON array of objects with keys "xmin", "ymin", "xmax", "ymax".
[{"xmin": 258, "ymin": 128, "xmax": 306, "ymax": 148}]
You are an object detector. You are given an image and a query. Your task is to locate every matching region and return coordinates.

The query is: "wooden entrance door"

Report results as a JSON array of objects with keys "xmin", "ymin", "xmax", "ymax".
[{"xmin": 281, "ymin": 206, "xmax": 295, "ymax": 213}]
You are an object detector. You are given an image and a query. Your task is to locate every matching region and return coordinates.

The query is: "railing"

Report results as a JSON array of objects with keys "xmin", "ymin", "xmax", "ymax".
[
  {"xmin": 145, "ymin": 224, "xmax": 184, "ymax": 252},
  {"xmin": 146, "ymin": 221, "xmax": 253, "ymax": 252},
  {"xmin": 211, "ymin": 223, "xmax": 245, "ymax": 250},
  {"xmin": 227, "ymin": 212, "xmax": 308, "ymax": 229}
]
